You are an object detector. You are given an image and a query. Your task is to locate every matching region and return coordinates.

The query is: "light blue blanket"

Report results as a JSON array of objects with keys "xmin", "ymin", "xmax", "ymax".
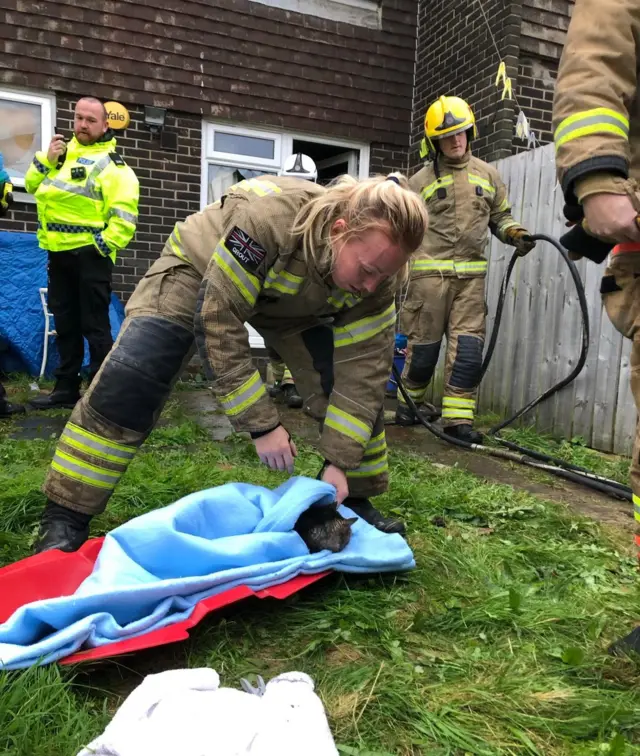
[{"xmin": 0, "ymin": 477, "xmax": 414, "ymax": 669}]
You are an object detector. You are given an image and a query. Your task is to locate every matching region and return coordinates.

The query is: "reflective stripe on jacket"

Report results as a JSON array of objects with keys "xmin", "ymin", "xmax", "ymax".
[
  {"xmin": 164, "ymin": 175, "xmax": 398, "ymax": 469},
  {"xmin": 408, "ymin": 153, "xmax": 524, "ymax": 279},
  {"xmin": 25, "ymin": 132, "xmax": 139, "ymax": 261},
  {"xmin": 553, "ymin": 0, "xmax": 638, "ymax": 204}
]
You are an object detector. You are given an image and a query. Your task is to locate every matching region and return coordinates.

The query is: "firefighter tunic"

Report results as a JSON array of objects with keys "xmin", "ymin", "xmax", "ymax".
[
  {"xmin": 43, "ymin": 176, "xmax": 397, "ymax": 515},
  {"xmin": 399, "ymin": 152, "xmax": 526, "ymax": 426}
]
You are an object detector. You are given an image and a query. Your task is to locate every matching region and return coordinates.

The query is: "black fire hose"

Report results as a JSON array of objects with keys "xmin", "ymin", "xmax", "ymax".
[
  {"xmin": 393, "ymin": 233, "xmax": 633, "ymax": 502},
  {"xmin": 392, "ymin": 363, "xmax": 632, "ymax": 501},
  {"xmin": 480, "ymin": 234, "xmax": 589, "ymax": 434}
]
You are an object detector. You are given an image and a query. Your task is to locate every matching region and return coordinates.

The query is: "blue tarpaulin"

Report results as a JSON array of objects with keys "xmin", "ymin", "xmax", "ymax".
[{"xmin": 0, "ymin": 231, "xmax": 124, "ymax": 376}]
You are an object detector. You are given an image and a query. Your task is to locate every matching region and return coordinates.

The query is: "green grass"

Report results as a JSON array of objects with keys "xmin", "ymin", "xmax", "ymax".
[
  {"xmin": 0, "ymin": 392, "xmax": 639, "ymax": 755},
  {"xmin": 492, "ymin": 426, "xmax": 630, "ymax": 487}
]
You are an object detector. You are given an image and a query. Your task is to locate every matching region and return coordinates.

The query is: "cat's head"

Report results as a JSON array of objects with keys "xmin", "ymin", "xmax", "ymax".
[{"xmin": 305, "ymin": 514, "xmax": 358, "ymax": 553}]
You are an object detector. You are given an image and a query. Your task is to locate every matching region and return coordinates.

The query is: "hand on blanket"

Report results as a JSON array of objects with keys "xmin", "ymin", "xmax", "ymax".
[
  {"xmin": 321, "ymin": 464, "xmax": 349, "ymax": 505},
  {"xmin": 254, "ymin": 425, "xmax": 298, "ymax": 473}
]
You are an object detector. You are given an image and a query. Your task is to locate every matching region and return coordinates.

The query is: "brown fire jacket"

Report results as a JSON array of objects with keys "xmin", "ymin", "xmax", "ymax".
[
  {"xmin": 408, "ymin": 152, "xmax": 524, "ymax": 278},
  {"xmin": 161, "ymin": 175, "xmax": 398, "ymax": 470},
  {"xmin": 553, "ymin": 0, "xmax": 639, "ymax": 203}
]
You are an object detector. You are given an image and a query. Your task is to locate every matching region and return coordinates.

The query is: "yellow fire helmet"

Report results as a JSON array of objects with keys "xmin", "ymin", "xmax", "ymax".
[{"xmin": 424, "ymin": 95, "xmax": 477, "ymax": 154}]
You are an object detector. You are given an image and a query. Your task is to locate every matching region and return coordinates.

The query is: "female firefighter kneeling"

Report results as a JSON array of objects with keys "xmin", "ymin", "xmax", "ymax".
[{"xmin": 34, "ymin": 173, "xmax": 429, "ymax": 553}]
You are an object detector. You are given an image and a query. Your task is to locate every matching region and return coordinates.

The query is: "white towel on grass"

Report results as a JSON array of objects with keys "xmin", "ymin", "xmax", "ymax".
[{"xmin": 77, "ymin": 667, "xmax": 338, "ymax": 756}]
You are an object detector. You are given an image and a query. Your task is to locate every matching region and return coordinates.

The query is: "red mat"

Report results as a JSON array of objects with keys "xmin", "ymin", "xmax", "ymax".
[{"xmin": 0, "ymin": 539, "xmax": 330, "ymax": 665}]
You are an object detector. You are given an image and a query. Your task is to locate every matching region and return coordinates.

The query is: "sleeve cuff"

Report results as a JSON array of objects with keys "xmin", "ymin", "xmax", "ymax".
[
  {"xmin": 249, "ymin": 423, "xmax": 282, "ymax": 440},
  {"xmin": 226, "ymin": 399, "xmax": 281, "ymax": 437},
  {"xmin": 561, "ymin": 155, "xmax": 628, "ymax": 203},
  {"xmin": 35, "ymin": 151, "xmax": 55, "ymax": 170},
  {"xmin": 575, "ymin": 173, "xmax": 629, "ymax": 203}
]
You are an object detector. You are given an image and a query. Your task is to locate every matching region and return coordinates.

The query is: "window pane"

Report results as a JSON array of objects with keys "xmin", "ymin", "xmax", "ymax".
[
  {"xmin": 207, "ymin": 164, "xmax": 276, "ymax": 204},
  {"xmin": 213, "ymin": 131, "xmax": 274, "ymax": 160},
  {"xmin": 0, "ymin": 99, "xmax": 42, "ymax": 180}
]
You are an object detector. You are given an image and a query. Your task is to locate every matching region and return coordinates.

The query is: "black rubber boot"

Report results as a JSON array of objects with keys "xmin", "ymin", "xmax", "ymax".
[
  {"xmin": 395, "ymin": 402, "xmax": 440, "ymax": 426},
  {"xmin": 444, "ymin": 423, "xmax": 483, "ymax": 444},
  {"xmin": 30, "ymin": 379, "xmax": 81, "ymax": 410},
  {"xmin": 282, "ymin": 383, "xmax": 303, "ymax": 409},
  {"xmin": 33, "ymin": 500, "xmax": 91, "ymax": 554},
  {"xmin": 344, "ymin": 497, "xmax": 406, "ymax": 536},
  {"xmin": 268, "ymin": 380, "xmax": 283, "ymax": 399},
  {"xmin": 0, "ymin": 400, "xmax": 26, "ymax": 419},
  {"xmin": 608, "ymin": 626, "xmax": 640, "ymax": 658}
]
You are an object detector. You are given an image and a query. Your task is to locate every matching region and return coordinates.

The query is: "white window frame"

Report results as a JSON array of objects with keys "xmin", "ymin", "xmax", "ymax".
[
  {"xmin": 206, "ymin": 122, "xmax": 283, "ymax": 171},
  {"xmin": 200, "ymin": 120, "xmax": 370, "ymax": 349},
  {"xmin": 201, "ymin": 120, "xmax": 370, "ymax": 209},
  {"xmin": 0, "ymin": 87, "xmax": 56, "ymax": 189},
  {"xmin": 248, "ymin": 0, "xmax": 381, "ymax": 29}
]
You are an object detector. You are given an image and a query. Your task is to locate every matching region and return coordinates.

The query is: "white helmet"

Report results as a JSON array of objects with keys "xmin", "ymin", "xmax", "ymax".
[{"xmin": 279, "ymin": 153, "xmax": 317, "ymax": 182}]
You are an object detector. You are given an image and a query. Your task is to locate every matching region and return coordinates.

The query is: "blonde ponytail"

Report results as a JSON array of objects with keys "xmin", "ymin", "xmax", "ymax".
[{"xmin": 292, "ymin": 173, "xmax": 428, "ymax": 265}]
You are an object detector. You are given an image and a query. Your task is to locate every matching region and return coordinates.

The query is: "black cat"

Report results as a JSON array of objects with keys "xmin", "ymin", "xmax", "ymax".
[{"xmin": 293, "ymin": 503, "xmax": 358, "ymax": 553}]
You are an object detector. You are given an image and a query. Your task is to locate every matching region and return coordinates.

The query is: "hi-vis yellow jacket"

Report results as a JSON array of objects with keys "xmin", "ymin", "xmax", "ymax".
[
  {"xmin": 162, "ymin": 175, "xmax": 398, "ymax": 470},
  {"xmin": 25, "ymin": 131, "xmax": 139, "ymax": 262},
  {"xmin": 409, "ymin": 151, "xmax": 524, "ymax": 278},
  {"xmin": 553, "ymin": 0, "xmax": 638, "ymax": 205}
]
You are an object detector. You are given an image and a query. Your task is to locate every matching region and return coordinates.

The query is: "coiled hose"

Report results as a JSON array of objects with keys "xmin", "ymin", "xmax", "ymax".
[{"xmin": 392, "ymin": 234, "xmax": 633, "ymax": 502}]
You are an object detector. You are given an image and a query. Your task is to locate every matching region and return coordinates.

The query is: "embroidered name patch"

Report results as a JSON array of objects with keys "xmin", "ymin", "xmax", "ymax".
[{"xmin": 225, "ymin": 226, "xmax": 267, "ymax": 272}]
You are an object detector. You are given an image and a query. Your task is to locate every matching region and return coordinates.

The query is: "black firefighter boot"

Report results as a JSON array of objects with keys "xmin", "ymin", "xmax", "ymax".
[
  {"xmin": 33, "ymin": 500, "xmax": 92, "ymax": 554},
  {"xmin": 608, "ymin": 626, "xmax": 640, "ymax": 658},
  {"xmin": 444, "ymin": 423, "xmax": 484, "ymax": 444},
  {"xmin": 395, "ymin": 402, "xmax": 440, "ymax": 426},
  {"xmin": 30, "ymin": 377, "xmax": 81, "ymax": 410},
  {"xmin": 344, "ymin": 496, "xmax": 406, "ymax": 536},
  {"xmin": 282, "ymin": 383, "xmax": 303, "ymax": 409},
  {"xmin": 0, "ymin": 399, "xmax": 26, "ymax": 419}
]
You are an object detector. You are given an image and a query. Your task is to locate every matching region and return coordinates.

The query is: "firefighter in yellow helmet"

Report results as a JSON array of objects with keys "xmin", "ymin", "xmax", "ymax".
[{"xmin": 396, "ymin": 95, "xmax": 535, "ymax": 441}]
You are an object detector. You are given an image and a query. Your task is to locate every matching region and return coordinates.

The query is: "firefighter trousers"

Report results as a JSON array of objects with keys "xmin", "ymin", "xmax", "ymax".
[
  {"xmin": 601, "ymin": 255, "xmax": 640, "ymax": 561},
  {"xmin": 265, "ymin": 346, "xmax": 294, "ymax": 387},
  {"xmin": 43, "ymin": 257, "xmax": 389, "ymax": 516},
  {"xmin": 398, "ymin": 275, "xmax": 485, "ymax": 427}
]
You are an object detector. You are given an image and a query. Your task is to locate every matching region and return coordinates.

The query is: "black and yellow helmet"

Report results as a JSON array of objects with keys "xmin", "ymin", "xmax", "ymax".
[{"xmin": 423, "ymin": 95, "xmax": 477, "ymax": 155}]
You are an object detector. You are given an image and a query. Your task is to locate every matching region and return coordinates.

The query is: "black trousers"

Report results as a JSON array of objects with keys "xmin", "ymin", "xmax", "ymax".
[{"xmin": 47, "ymin": 247, "xmax": 113, "ymax": 385}]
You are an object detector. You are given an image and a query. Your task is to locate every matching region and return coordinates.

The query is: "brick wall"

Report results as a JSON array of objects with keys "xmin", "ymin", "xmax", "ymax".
[
  {"xmin": 113, "ymin": 106, "xmax": 201, "ymax": 300},
  {"xmin": 1, "ymin": 0, "xmax": 422, "ymax": 297},
  {"xmin": 370, "ymin": 142, "xmax": 411, "ymax": 176},
  {"xmin": 0, "ymin": 92, "xmax": 410, "ymax": 302},
  {"xmin": 513, "ymin": 59, "xmax": 557, "ymax": 151},
  {"xmin": 411, "ymin": 0, "xmax": 574, "ymax": 166},
  {"xmin": 2, "ymin": 0, "xmax": 418, "ymax": 152},
  {"xmin": 411, "ymin": 0, "xmax": 523, "ymax": 170},
  {"xmin": 513, "ymin": 0, "xmax": 573, "ymax": 151},
  {"xmin": 0, "ymin": 95, "xmax": 201, "ymax": 301}
]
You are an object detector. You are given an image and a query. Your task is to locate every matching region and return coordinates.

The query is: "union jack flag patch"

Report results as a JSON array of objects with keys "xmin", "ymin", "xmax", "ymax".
[{"xmin": 225, "ymin": 226, "xmax": 267, "ymax": 272}]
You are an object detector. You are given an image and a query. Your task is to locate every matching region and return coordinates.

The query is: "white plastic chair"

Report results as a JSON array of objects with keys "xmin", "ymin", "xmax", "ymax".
[{"xmin": 39, "ymin": 287, "xmax": 56, "ymax": 379}]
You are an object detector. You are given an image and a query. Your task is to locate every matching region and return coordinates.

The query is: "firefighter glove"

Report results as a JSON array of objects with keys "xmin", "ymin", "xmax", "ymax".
[
  {"xmin": 560, "ymin": 223, "xmax": 613, "ymax": 264},
  {"xmin": 508, "ymin": 228, "xmax": 536, "ymax": 256}
]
